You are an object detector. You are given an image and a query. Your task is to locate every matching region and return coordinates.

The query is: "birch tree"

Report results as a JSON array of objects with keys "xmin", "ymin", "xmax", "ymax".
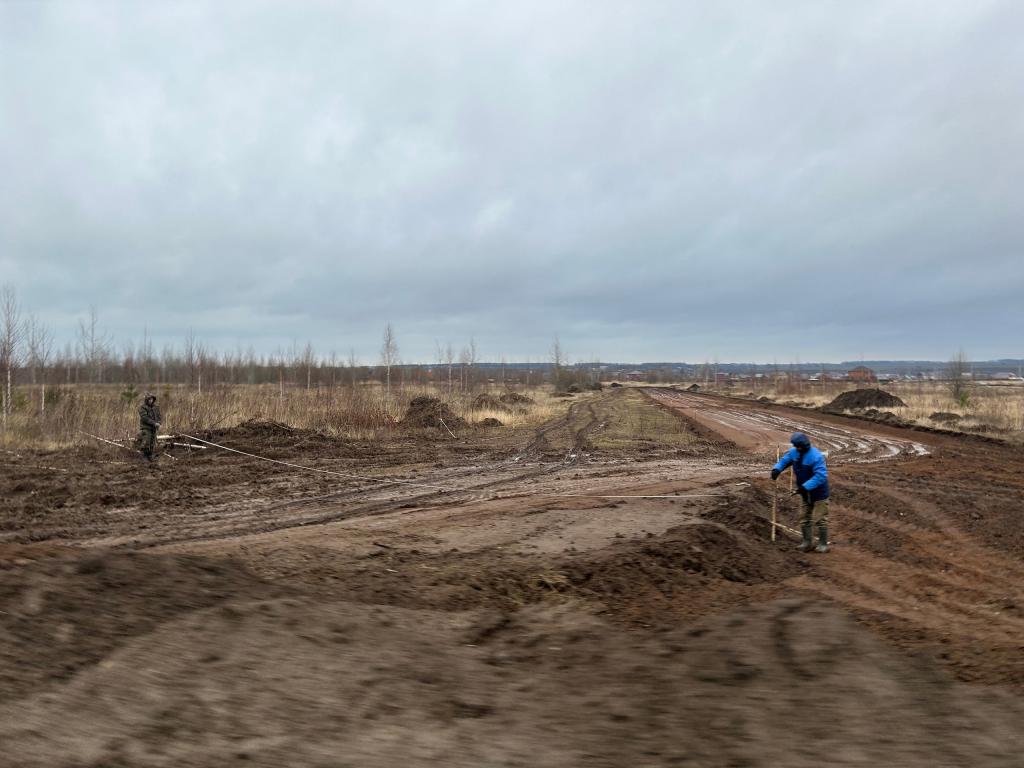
[
  {"xmin": 380, "ymin": 323, "xmax": 398, "ymax": 400},
  {"xmin": 26, "ymin": 314, "xmax": 53, "ymax": 418},
  {"xmin": 0, "ymin": 286, "xmax": 24, "ymax": 429}
]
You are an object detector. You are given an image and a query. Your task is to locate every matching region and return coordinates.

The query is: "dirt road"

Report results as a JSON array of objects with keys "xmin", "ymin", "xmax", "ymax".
[
  {"xmin": 647, "ymin": 388, "xmax": 930, "ymax": 460},
  {"xmin": 2, "ymin": 387, "xmax": 1022, "ymax": 766}
]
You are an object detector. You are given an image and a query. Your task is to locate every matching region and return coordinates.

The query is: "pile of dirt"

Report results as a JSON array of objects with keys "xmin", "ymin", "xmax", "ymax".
[
  {"xmin": 221, "ymin": 418, "xmax": 294, "ymax": 438},
  {"xmin": 477, "ymin": 417, "xmax": 503, "ymax": 428},
  {"xmin": 400, "ymin": 396, "xmax": 466, "ymax": 430},
  {"xmin": 826, "ymin": 388, "xmax": 906, "ymax": 410},
  {"xmin": 686, "ymin": 383, "xmax": 700, "ymax": 392},
  {"xmin": 471, "ymin": 393, "xmax": 509, "ymax": 412},
  {"xmin": 498, "ymin": 392, "xmax": 534, "ymax": 405},
  {"xmin": 861, "ymin": 408, "xmax": 907, "ymax": 425},
  {"xmin": 0, "ymin": 550, "xmax": 276, "ymax": 703},
  {"xmin": 609, "ymin": 382, "xmax": 623, "ymax": 388},
  {"xmin": 3, "ymin": 596, "xmax": 1021, "ymax": 767},
  {"xmin": 562, "ymin": 522, "xmax": 798, "ymax": 613},
  {"xmin": 930, "ymin": 411, "xmax": 962, "ymax": 424},
  {"xmin": 757, "ymin": 395, "xmax": 773, "ymax": 403}
]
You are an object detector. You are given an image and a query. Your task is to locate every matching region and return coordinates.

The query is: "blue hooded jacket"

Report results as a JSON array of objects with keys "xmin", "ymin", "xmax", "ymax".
[{"xmin": 774, "ymin": 445, "xmax": 830, "ymax": 501}]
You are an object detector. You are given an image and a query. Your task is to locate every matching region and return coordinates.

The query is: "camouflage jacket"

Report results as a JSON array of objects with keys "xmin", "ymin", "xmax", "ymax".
[{"xmin": 139, "ymin": 402, "xmax": 162, "ymax": 430}]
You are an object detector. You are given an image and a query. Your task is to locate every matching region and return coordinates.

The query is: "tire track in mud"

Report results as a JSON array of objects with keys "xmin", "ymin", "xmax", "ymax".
[
  {"xmin": 646, "ymin": 388, "xmax": 930, "ymax": 462},
  {"xmin": 84, "ymin": 395, "xmax": 620, "ymax": 551},
  {"xmin": 785, "ymin": 465, "xmax": 1024, "ymax": 686}
]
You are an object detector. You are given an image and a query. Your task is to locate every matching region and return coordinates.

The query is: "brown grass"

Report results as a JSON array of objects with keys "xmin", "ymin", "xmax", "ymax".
[{"xmin": 0, "ymin": 383, "xmax": 571, "ymax": 448}]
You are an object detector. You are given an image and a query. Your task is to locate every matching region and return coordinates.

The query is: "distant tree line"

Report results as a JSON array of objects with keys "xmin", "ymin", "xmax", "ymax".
[{"xmin": 0, "ymin": 286, "xmax": 609, "ymax": 424}]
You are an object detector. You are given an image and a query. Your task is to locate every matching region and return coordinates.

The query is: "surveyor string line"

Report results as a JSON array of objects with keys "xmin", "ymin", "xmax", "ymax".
[
  {"xmin": 180, "ymin": 433, "xmax": 745, "ymax": 501},
  {"xmin": 181, "ymin": 434, "xmax": 454, "ymax": 491}
]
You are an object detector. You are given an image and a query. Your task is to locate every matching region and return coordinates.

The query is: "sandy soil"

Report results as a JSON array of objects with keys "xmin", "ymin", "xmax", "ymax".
[{"xmin": 1, "ymin": 387, "xmax": 1022, "ymax": 766}]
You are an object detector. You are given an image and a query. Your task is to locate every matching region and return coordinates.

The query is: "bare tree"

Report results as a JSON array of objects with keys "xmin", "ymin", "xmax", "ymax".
[
  {"xmin": 77, "ymin": 306, "xmax": 110, "ymax": 383},
  {"xmin": 466, "ymin": 337, "xmax": 478, "ymax": 391},
  {"xmin": 444, "ymin": 342, "xmax": 455, "ymax": 394},
  {"xmin": 184, "ymin": 328, "xmax": 198, "ymax": 388},
  {"xmin": 347, "ymin": 347, "xmax": 360, "ymax": 387},
  {"xmin": 380, "ymin": 323, "xmax": 398, "ymax": 399},
  {"xmin": 948, "ymin": 349, "xmax": 973, "ymax": 407},
  {"xmin": 26, "ymin": 314, "xmax": 53, "ymax": 418},
  {"xmin": 550, "ymin": 334, "xmax": 565, "ymax": 389},
  {"xmin": 458, "ymin": 345, "xmax": 471, "ymax": 391},
  {"xmin": 0, "ymin": 285, "xmax": 24, "ymax": 429},
  {"xmin": 301, "ymin": 341, "xmax": 315, "ymax": 390}
]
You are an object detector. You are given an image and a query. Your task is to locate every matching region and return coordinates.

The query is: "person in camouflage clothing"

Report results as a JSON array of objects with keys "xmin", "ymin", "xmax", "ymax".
[{"xmin": 135, "ymin": 393, "xmax": 162, "ymax": 461}]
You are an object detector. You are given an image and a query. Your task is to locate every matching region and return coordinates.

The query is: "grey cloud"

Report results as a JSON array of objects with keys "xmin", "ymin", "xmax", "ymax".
[{"xmin": 2, "ymin": 0, "xmax": 1022, "ymax": 363}]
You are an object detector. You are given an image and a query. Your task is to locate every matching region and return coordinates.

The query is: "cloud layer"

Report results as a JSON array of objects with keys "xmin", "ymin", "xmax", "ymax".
[{"xmin": 3, "ymin": 1, "xmax": 1022, "ymax": 362}]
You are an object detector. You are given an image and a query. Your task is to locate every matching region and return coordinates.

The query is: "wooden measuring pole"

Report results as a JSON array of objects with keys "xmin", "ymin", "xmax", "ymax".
[{"xmin": 771, "ymin": 445, "xmax": 779, "ymax": 541}]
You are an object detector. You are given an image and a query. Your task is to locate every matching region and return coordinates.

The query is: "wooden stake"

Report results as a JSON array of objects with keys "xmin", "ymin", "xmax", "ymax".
[{"xmin": 772, "ymin": 445, "xmax": 779, "ymax": 541}]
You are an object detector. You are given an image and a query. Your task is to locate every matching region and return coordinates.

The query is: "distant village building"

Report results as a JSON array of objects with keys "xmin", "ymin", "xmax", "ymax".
[{"xmin": 847, "ymin": 365, "xmax": 877, "ymax": 384}]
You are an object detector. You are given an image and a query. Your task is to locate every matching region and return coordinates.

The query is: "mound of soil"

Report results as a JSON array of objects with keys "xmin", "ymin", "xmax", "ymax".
[
  {"xmin": 566, "ymin": 385, "xmax": 582, "ymax": 393},
  {"xmin": 221, "ymin": 418, "xmax": 294, "ymax": 437},
  {"xmin": 498, "ymin": 392, "xmax": 534, "ymax": 405},
  {"xmin": 471, "ymin": 393, "xmax": 509, "ymax": 412},
  {"xmin": 4, "ymin": 596, "xmax": 1021, "ymax": 767},
  {"xmin": 930, "ymin": 411, "xmax": 961, "ymax": 424},
  {"xmin": 686, "ymin": 383, "xmax": 700, "ymax": 392},
  {"xmin": 757, "ymin": 396, "xmax": 773, "ymax": 403},
  {"xmin": 827, "ymin": 388, "xmax": 906, "ymax": 410},
  {"xmin": 401, "ymin": 396, "xmax": 466, "ymax": 430},
  {"xmin": 862, "ymin": 408, "xmax": 907, "ymax": 424},
  {"xmin": 477, "ymin": 417, "xmax": 503, "ymax": 428},
  {"xmin": 564, "ymin": 522, "xmax": 797, "ymax": 609},
  {"xmin": 609, "ymin": 382, "xmax": 623, "ymax": 388},
  {"xmin": 0, "ymin": 551, "xmax": 275, "ymax": 703}
]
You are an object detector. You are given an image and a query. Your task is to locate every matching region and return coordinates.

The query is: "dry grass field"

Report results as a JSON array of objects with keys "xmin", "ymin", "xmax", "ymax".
[{"xmin": 0, "ymin": 382, "xmax": 569, "ymax": 449}]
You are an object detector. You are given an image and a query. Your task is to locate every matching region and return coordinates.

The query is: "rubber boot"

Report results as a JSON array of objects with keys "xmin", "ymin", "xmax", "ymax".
[
  {"xmin": 797, "ymin": 521, "xmax": 814, "ymax": 552},
  {"xmin": 815, "ymin": 524, "xmax": 830, "ymax": 553}
]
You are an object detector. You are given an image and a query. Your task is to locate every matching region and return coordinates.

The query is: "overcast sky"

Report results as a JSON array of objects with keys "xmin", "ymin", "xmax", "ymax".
[{"xmin": 2, "ymin": 1, "xmax": 1022, "ymax": 364}]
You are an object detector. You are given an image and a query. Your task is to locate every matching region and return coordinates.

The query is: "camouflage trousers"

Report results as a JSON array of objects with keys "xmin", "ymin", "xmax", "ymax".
[
  {"xmin": 801, "ymin": 498, "xmax": 830, "ymax": 529},
  {"xmin": 135, "ymin": 428, "xmax": 157, "ymax": 457}
]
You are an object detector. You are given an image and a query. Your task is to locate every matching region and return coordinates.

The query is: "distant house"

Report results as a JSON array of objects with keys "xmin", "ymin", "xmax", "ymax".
[{"xmin": 847, "ymin": 365, "xmax": 877, "ymax": 384}]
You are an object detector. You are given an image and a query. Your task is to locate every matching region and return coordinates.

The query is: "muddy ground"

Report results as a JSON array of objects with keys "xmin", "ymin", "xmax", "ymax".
[{"xmin": 2, "ymin": 388, "xmax": 1023, "ymax": 767}]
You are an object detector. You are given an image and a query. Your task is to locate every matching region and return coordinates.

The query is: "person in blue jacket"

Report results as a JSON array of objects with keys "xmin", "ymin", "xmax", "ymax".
[{"xmin": 771, "ymin": 431, "xmax": 830, "ymax": 553}]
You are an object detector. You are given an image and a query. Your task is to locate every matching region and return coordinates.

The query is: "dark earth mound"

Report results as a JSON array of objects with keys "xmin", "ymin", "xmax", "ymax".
[
  {"xmin": 0, "ymin": 551, "xmax": 277, "ymax": 703},
  {"xmin": 827, "ymin": 388, "xmax": 906, "ymax": 410},
  {"xmin": 498, "ymin": 392, "xmax": 534, "ymax": 405},
  {"xmin": 471, "ymin": 393, "xmax": 509, "ymax": 411},
  {"xmin": 3, "ymin": 594, "xmax": 1021, "ymax": 767},
  {"xmin": 477, "ymin": 417, "xmax": 503, "ymax": 427},
  {"xmin": 401, "ymin": 396, "xmax": 466, "ymax": 430},
  {"xmin": 930, "ymin": 411, "xmax": 962, "ymax": 423}
]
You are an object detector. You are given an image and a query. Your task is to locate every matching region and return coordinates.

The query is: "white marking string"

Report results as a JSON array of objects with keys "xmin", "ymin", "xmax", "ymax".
[
  {"xmin": 80, "ymin": 431, "xmax": 133, "ymax": 451},
  {"xmin": 180, "ymin": 433, "xmax": 744, "ymax": 501},
  {"xmin": 181, "ymin": 434, "xmax": 453, "ymax": 491}
]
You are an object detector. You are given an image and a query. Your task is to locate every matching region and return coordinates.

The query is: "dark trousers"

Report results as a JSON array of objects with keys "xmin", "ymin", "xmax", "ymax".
[{"xmin": 136, "ymin": 427, "xmax": 157, "ymax": 457}]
